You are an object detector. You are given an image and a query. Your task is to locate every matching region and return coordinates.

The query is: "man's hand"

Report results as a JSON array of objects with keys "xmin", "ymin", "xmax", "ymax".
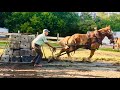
[{"xmin": 52, "ymin": 47, "xmax": 56, "ymax": 52}]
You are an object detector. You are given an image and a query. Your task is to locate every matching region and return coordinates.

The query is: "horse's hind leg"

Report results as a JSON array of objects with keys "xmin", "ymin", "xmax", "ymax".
[
  {"xmin": 66, "ymin": 51, "xmax": 71, "ymax": 57},
  {"xmin": 56, "ymin": 48, "xmax": 67, "ymax": 58}
]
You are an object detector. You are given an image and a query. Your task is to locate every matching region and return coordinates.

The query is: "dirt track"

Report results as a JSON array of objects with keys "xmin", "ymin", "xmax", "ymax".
[{"xmin": 0, "ymin": 59, "xmax": 120, "ymax": 78}]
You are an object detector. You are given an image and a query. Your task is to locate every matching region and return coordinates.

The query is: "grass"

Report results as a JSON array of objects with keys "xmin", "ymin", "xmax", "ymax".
[
  {"xmin": 0, "ymin": 42, "xmax": 8, "ymax": 44},
  {"xmin": 0, "ymin": 42, "xmax": 9, "ymax": 48},
  {"xmin": 0, "ymin": 44, "xmax": 120, "ymax": 62},
  {"xmin": 99, "ymin": 48, "xmax": 112, "ymax": 51},
  {"xmin": 99, "ymin": 47, "xmax": 120, "ymax": 52},
  {"xmin": 49, "ymin": 42, "xmax": 60, "ymax": 47},
  {"xmin": 40, "ymin": 46, "xmax": 120, "ymax": 62},
  {"xmin": 1, "ymin": 40, "xmax": 120, "ymax": 62},
  {"xmin": 41, "ymin": 42, "xmax": 120, "ymax": 62}
]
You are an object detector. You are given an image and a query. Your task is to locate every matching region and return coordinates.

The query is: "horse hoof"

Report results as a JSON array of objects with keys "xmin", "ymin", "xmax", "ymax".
[
  {"xmin": 82, "ymin": 57, "xmax": 91, "ymax": 63},
  {"xmin": 82, "ymin": 57, "xmax": 87, "ymax": 61},
  {"xmin": 85, "ymin": 61, "xmax": 92, "ymax": 63},
  {"xmin": 48, "ymin": 56, "xmax": 54, "ymax": 63}
]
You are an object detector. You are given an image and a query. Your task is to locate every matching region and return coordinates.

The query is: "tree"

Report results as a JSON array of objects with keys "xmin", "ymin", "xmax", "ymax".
[
  {"xmin": 4, "ymin": 12, "xmax": 80, "ymax": 36},
  {"xmin": 78, "ymin": 12, "xmax": 97, "ymax": 33},
  {"xmin": 0, "ymin": 12, "xmax": 12, "ymax": 27}
]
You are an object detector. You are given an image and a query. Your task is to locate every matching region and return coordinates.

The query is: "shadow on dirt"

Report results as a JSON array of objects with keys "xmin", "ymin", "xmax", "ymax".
[{"xmin": 0, "ymin": 58, "xmax": 120, "ymax": 78}]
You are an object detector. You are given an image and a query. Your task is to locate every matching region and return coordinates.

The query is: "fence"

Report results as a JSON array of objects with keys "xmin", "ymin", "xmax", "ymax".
[
  {"xmin": 47, "ymin": 36, "xmax": 64, "ymax": 41},
  {"xmin": 0, "ymin": 33, "xmax": 64, "ymax": 41}
]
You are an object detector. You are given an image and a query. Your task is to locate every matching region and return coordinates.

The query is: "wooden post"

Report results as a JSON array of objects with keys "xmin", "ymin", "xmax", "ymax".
[
  {"xmin": 57, "ymin": 33, "xmax": 59, "ymax": 41},
  {"xmin": 18, "ymin": 30, "xmax": 20, "ymax": 34},
  {"xmin": 37, "ymin": 32, "xmax": 39, "ymax": 36},
  {"xmin": 94, "ymin": 27, "xmax": 97, "ymax": 30}
]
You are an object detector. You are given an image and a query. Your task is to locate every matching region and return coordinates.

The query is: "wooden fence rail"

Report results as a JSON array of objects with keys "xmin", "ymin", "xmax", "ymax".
[
  {"xmin": 46, "ymin": 36, "xmax": 64, "ymax": 41},
  {"xmin": 0, "ymin": 33, "xmax": 64, "ymax": 41}
]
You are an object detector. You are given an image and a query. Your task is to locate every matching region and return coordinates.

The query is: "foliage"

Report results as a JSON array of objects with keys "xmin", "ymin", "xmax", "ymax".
[{"xmin": 0, "ymin": 12, "xmax": 120, "ymax": 36}]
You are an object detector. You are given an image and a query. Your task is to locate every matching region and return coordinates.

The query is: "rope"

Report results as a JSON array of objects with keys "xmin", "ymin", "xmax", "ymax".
[
  {"xmin": 41, "ymin": 46, "xmax": 46, "ymax": 59},
  {"xmin": 49, "ymin": 46, "xmax": 54, "ymax": 58}
]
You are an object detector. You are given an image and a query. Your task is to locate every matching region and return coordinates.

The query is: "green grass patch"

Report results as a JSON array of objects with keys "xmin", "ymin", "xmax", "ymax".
[
  {"xmin": 0, "ymin": 42, "xmax": 8, "ymax": 44},
  {"xmin": 99, "ymin": 47, "xmax": 120, "ymax": 52},
  {"xmin": 49, "ymin": 43, "xmax": 60, "ymax": 47},
  {"xmin": 43, "ymin": 42, "xmax": 60, "ymax": 47},
  {"xmin": 0, "ymin": 42, "xmax": 9, "ymax": 48}
]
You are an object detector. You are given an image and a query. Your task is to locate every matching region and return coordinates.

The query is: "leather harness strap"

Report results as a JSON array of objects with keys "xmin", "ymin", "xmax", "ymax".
[
  {"xmin": 87, "ymin": 31, "xmax": 102, "ymax": 44},
  {"xmin": 64, "ymin": 31, "xmax": 102, "ymax": 50}
]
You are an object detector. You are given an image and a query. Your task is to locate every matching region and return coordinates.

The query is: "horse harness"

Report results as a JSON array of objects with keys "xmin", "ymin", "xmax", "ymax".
[
  {"xmin": 64, "ymin": 31, "xmax": 102, "ymax": 51},
  {"xmin": 87, "ymin": 31, "xmax": 102, "ymax": 42},
  {"xmin": 86, "ymin": 31, "xmax": 102, "ymax": 49}
]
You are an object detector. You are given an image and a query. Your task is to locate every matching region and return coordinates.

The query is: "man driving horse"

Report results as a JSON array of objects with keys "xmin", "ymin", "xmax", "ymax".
[{"xmin": 31, "ymin": 29, "xmax": 56, "ymax": 67}]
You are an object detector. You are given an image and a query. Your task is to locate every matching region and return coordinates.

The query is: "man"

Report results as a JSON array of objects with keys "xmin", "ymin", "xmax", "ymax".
[{"xmin": 31, "ymin": 29, "xmax": 56, "ymax": 67}]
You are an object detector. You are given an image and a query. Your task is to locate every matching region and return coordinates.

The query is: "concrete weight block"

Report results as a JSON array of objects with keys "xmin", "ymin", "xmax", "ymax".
[
  {"xmin": 20, "ymin": 49, "xmax": 31, "ymax": 56},
  {"xmin": 20, "ymin": 35, "xmax": 28, "ymax": 42},
  {"xmin": 9, "ymin": 43, "xmax": 20, "ymax": 49},
  {"xmin": 28, "ymin": 35, "xmax": 35, "ymax": 42},
  {"xmin": 20, "ymin": 42, "xmax": 30, "ymax": 49},
  {"xmin": 9, "ymin": 40, "xmax": 20, "ymax": 44},
  {"xmin": 21, "ymin": 56, "xmax": 34, "ymax": 62},
  {"xmin": 1, "ymin": 55, "xmax": 10, "ymax": 62},
  {"xmin": 9, "ymin": 34, "xmax": 21, "ymax": 42},
  {"xmin": 11, "ymin": 56, "xmax": 21, "ymax": 62},
  {"xmin": 12, "ymin": 50, "xmax": 20, "ymax": 56},
  {"xmin": 4, "ymin": 48, "xmax": 13, "ymax": 55}
]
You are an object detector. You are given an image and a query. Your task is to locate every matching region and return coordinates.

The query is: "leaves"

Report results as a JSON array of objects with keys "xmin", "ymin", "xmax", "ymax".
[{"xmin": 1, "ymin": 12, "xmax": 120, "ymax": 36}]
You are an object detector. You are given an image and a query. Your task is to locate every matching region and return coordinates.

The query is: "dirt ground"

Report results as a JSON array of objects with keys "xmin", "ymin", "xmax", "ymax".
[
  {"xmin": 0, "ymin": 59, "xmax": 120, "ymax": 78},
  {"xmin": 1, "ymin": 45, "xmax": 120, "ymax": 78}
]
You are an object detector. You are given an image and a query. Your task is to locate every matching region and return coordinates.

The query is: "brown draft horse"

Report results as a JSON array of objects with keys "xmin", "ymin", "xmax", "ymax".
[{"xmin": 56, "ymin": 26, "xmax": 114, "ymax": 61}]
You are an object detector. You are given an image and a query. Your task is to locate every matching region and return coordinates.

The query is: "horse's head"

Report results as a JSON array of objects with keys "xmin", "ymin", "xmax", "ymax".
[
  {"xmin": 99, "ymin": 25, "xmax": 114, "ymax": 44},
  {"xmin": 105, "ymin": 26, "xmax": 114, "ymax": 44}
]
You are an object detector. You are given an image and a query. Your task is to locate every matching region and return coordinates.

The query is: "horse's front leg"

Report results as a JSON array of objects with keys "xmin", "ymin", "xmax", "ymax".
[
  {"xmin": 88, "ymin": 49, "xmax": 96, "ymax": 60},
  {"xmin": 113, "ymin": 45, "xmax": 115, "ymax": 50},
  {"xmin": 117, "ymin": 44, "xmax": 120, "ymax": 51},
  {"xmin": 83, "ymin": 49, "xmax": 95, "ymax": 62}
]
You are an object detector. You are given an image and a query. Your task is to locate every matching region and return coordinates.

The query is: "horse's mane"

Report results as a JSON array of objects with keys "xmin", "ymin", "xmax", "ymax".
[{"xmin": 98, "ymin": 26, "xmax": 110, "ymax": 32}]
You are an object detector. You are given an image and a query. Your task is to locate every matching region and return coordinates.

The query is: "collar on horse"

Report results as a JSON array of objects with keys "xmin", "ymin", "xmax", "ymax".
[{"xmin": 87, "ymin": 31, "xmax": 102, "ymax": 45}]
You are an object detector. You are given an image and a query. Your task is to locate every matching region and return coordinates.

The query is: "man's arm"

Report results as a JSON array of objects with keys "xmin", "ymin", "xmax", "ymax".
[
  {"xmin": 43, "ymin": 35, "xmax": 56, "ymax": 51},
  {"xmin": 45, "ymin": 42, "xmax": 56, "ymax": 51},
  {"xmin": 44, "ymin": 42, "xmax": 53, "ymax": 48}
]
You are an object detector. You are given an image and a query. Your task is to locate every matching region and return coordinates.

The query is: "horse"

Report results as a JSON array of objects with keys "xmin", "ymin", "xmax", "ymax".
[
  {"xmin": 58, "ymin": 36, "xmax": 71, "ymax": 49},
  {"xmin": 113, "ymin": 37, "xmax": 120, "ymax": 51},
  {"xmin": 56, "ymin": 25, "xmax": 114, "ymax": 61}
]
